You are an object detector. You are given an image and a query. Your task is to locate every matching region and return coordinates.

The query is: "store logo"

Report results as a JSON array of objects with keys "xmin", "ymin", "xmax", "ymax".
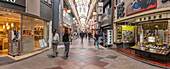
[
  {"xmin": 162, "ymin": 0, "xmax": 170, "ymax": 3},
  {"xmin": 6, "ymin": 0, "xmax": 16, "ymax": 3}
]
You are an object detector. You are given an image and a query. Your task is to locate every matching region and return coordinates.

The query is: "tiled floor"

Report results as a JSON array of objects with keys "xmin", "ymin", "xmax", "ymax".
[{"xmin": 0, "ymin": 38, "xmax": 162, "ymax": 69}]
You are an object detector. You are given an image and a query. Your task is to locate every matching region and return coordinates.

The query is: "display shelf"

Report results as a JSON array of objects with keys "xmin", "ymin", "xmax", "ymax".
[{"xmin": 131, "ymin": 46, "xmax": 170, "ymax": 55}]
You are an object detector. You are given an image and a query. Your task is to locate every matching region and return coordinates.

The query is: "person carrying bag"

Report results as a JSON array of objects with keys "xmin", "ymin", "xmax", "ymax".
[{"xmin": 51, "ymin": 29, "xmax": 59, "ymax": 58}]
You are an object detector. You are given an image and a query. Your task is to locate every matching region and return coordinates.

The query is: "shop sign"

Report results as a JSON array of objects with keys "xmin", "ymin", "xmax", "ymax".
[
  {"xmin": 98, "ymin": 2, "xmax": 103, "ymax": 7},
  {"xmin": 126, "ymin": 0, "xmax": 157, "ymax": 16},
  {"xmin": 162, "ymin": 0, "xmax": 170, "ymax": 3},
  {"xmin": 39, "ymin": 39, "xmax": 44, "ymax": 48},
  {"xmin": 1, "ymin": 0, "xmax": 26, "ymax": 6},
  {"xmin": 117, "ymin": 2, "xmax": 125, "ymax": 19},
  {"xmin": 93, "ymin": 12, "xmax": 97, "ymax": 16},
  {"xmin": 97, "ymin": 7, "xmax": 103, "ymax": 14}
]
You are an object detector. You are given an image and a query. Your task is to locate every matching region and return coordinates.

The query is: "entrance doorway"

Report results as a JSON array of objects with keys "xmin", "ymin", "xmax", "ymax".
[{"xmin": 0, "ymin": 11, "xmax": 20, "ymax": 56}]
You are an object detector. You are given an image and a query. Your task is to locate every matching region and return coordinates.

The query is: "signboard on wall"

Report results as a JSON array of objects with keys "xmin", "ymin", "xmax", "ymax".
[
  {"xmin": 0, "ymin": 0, "xmax": 26, "ymax": 6},
  {"xmin": 126, "ymin": 0, "xmax": 157, "ymax": 16},
  {"xmin": 98, "ymin": 7, "xmax": 103, "ymax": 14}
]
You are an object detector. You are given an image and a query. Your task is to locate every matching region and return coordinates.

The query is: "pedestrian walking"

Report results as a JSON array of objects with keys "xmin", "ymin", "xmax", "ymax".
[
  {"xmin": 94, "ymin": 31, "xmax": 99, "ymax": 48},
  {"xmin": 80, "ymin": 31, "xmax": 84, "ymax": 43},
  {"xmin": 51, "ymin": 29, "xmax": 59, "ymax": 58},
  {"xmin": 88, "ymin": 31, "xmax": 92, "ymax": 42},
  {"xmin": 63, "ymin": 30, "xmax": 71, "ymax": 58}
]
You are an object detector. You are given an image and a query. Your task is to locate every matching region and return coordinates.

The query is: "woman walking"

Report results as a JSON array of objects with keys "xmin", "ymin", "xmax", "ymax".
[
  {"xmin": 63, "ymin": 30, "xmax": 71, "ymax": 58},
  {"xmin": 51, "ymin": 29, "xmax": 59, "ymax": 58}
]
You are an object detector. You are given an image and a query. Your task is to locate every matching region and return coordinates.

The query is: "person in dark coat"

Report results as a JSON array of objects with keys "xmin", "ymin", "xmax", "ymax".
[
  {"xmin": 63, "ymin": 30, "xmax": 71, "ymax": 58},
  {"xmin": 80, "ymin": 31, "xmax": 84, "ymax": 43}
]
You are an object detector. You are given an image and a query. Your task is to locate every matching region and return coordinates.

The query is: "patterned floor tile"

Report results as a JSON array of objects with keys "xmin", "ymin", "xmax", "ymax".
[
  {"xmin": 61, "ymin": 63, "xmax": 80, "ymax": 69},
  {"xmin": 82, "ymin": 65, "xmax": 105, "ymax": 69},
  {"xmin": 47, "ymin": 67, "xmax": 63, "ymax": 69},
  {"xmin": 55, "ymin": 60, "xmax": 72, "ymax": 66},
  {"xmin": 84, "ymin": 59, "xmax": 108, "ymax": 67},
  {"xmin": 0, "ymin": 38, "xmax": 161, "ymax": 69},
  {"xmin": 76, "ymin": 56, "xmax": 89, "ymax": 60},
  {"xmin": 66, "ymin": 58, "xmax": 81, "ymax": 63},
  {"xmin": 106, "ymin": 55, "xmax": 118, "ymax": 59},
  {"xmin": 91, "ymin": 56, "xmax": 104, "ymax": 61},
  {"xmin": 73, "ymin": 61, "xmax": 90, "ymax": 68}
]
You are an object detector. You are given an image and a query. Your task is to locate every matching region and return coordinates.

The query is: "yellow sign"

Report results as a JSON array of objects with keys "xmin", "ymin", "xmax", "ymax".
[{"xmin": 122, "ymin": 25, "xmax": 134, "ymax": 31}]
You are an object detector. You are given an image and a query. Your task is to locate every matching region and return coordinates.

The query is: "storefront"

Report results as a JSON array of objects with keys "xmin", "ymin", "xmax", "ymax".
[
  {"xmin": 0, "ymin": 0, "xmax": 50, "ymax": 57},
  {"xmin": 115, "ymin": 23, "xmax": 135, "ymax": 51},
  {"xmin": 114, "ymin": 0, "xmax": 170, "ymax": 67}
]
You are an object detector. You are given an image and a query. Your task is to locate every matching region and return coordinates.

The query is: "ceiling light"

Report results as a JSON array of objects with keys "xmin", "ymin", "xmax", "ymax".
[
  {"xmin": 6, "ymin": 23, "xmax": 8, "ymax": 26},
  {"xmin": 7, "ymin": 26, "xmax": 10, "ymax": 30},
  {"xmin": 11, "ymin": 23, "xmax": 14, "ymax": 27},
  {"xmin": 3, "ymin": 25, "xmax": 5, "ymax": 29}
]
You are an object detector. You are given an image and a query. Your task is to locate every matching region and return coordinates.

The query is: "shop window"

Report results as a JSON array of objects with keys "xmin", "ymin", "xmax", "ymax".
[
  {"xmin": 21, "ymin": 16, "xmax": 47, "ymax": 54},
  {"xmin": 21, "ymin": 16, "xmax": 34, "ymax": 54},
  {"xmin": 34, "ymin": 19, "xmax": 45, "ymax": 50},
  {"xmin": 138, "ymin": 23, "xmax": 168, "ymax": 50}
]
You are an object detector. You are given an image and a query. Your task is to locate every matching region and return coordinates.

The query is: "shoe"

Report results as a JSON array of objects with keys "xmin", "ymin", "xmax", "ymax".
[
  {"xmin": 51, "ymin": 55, "xmax": 56, "ymax": 58},
  {"xmin": 66, "ymin": 54, "xmax": 68, "ymax": 57}
]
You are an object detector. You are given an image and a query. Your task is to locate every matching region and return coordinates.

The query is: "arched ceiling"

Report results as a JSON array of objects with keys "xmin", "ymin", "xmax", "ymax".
[{"xmin": 68, "ymin": 0, "xmax": 97, "ymax": 27}]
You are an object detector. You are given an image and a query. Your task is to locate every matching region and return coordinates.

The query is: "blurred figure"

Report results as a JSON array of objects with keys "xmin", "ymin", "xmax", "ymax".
[
  {"xmin": 51, "ymin": 29, "xmax": 59, "ymax": 58},
  {"xmin": 63, "ymin": 30, "xmax": 71, "ymax": 58},
  {"xmin": 80, "ymin": 31, "xmax": 84, "ymax": 43},
  {"xmin": 94, "ymin": 31, "xmax": 99, "ymax": 48},
  {"xmin": 88, "ymin": 31, "xmax": 92, "ymax": 42}
]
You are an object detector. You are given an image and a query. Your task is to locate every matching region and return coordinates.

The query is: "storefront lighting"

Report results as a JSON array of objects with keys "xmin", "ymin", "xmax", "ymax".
[
  {"xmin": 6, "ymin": 23, "xmax": 8, "ymax": 26},
  {"xmin": 3, "ymin": 25, "xmax": 5, "ymax": 29},
  {"xmin": 155, "ymin": 25, "xmax": 159, "ymax": 28},
  {"xmin": 11, "ymin": 23, "xmax": 14, "ymax": 27},
  {"xmin": 7, "ymin": 26, "xmax": 10, "ymax": 30}
]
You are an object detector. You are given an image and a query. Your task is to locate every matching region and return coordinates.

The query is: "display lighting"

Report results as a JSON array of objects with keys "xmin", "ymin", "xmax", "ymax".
[
  {"xmin": 11, "ymin": 23, "xmax": 14, "ymax": 27},
  {"xmin": 6, "ymin": 23, "xmax": 8, "ymax": 26},
  {"xmin": 3, "ymin": 25, "xmax": 5, "ymax": 29},
  {"xmin": 7, "ymin": 26, "xmax": 10, "ymax": 30}
]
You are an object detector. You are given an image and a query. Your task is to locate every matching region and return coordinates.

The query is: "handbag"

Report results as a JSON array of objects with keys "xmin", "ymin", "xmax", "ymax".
[{"xmin": 52, "ymin": 40, "xmax": 58, "ymax": 45}]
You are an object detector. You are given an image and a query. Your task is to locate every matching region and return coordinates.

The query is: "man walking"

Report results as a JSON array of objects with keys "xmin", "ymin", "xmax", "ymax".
[
  {"xmin": 88, "ymin": 31, "xmax": 92, "ymax": 42},
  {"xmin": 94, "ymin": 31, "xmax": 99, "ymax": 48},
  {"xmin": 80, "ymin": 31, "xmax": 84, "ymax": 43}
]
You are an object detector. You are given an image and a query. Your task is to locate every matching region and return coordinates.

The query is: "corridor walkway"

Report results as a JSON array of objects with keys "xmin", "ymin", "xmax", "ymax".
[{"xmin": 0, "ymin": 38, "xmax": 161, "ymax": 69}]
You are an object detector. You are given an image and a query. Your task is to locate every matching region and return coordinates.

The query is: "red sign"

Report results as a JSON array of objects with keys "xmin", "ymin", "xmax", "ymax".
[
  {"xmin": 126, "ymin": 0, "xmax": 157, "ymax": 16},
  {"xmin": 64, "ymin": 8, "xmax": 67, "ymax": 12}
]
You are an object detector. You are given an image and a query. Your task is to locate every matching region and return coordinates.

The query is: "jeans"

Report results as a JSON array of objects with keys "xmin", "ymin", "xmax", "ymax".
[
  {"xmin": 94, "ymin": 40, "xmax": 99, "ymax": 47},
  {"xmin": 88, "ymin": 36, "xmax": 91, "ymax": 41},
  {"xmin": 52, "ymin": 44, "xmax": 58, "ymax": 56},
  {"xmin": 81, "ymin": 37, "xmax": 84, "ymax": 43},
  {"xmin": 64, "ymin": 42, "xmax": 70, "ymax": 56}
]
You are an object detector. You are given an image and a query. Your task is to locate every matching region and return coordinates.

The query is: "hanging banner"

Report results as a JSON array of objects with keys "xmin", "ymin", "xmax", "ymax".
[{"xmin": 126, "ymin": 0, "xmax": 157, "ymax": 16}]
